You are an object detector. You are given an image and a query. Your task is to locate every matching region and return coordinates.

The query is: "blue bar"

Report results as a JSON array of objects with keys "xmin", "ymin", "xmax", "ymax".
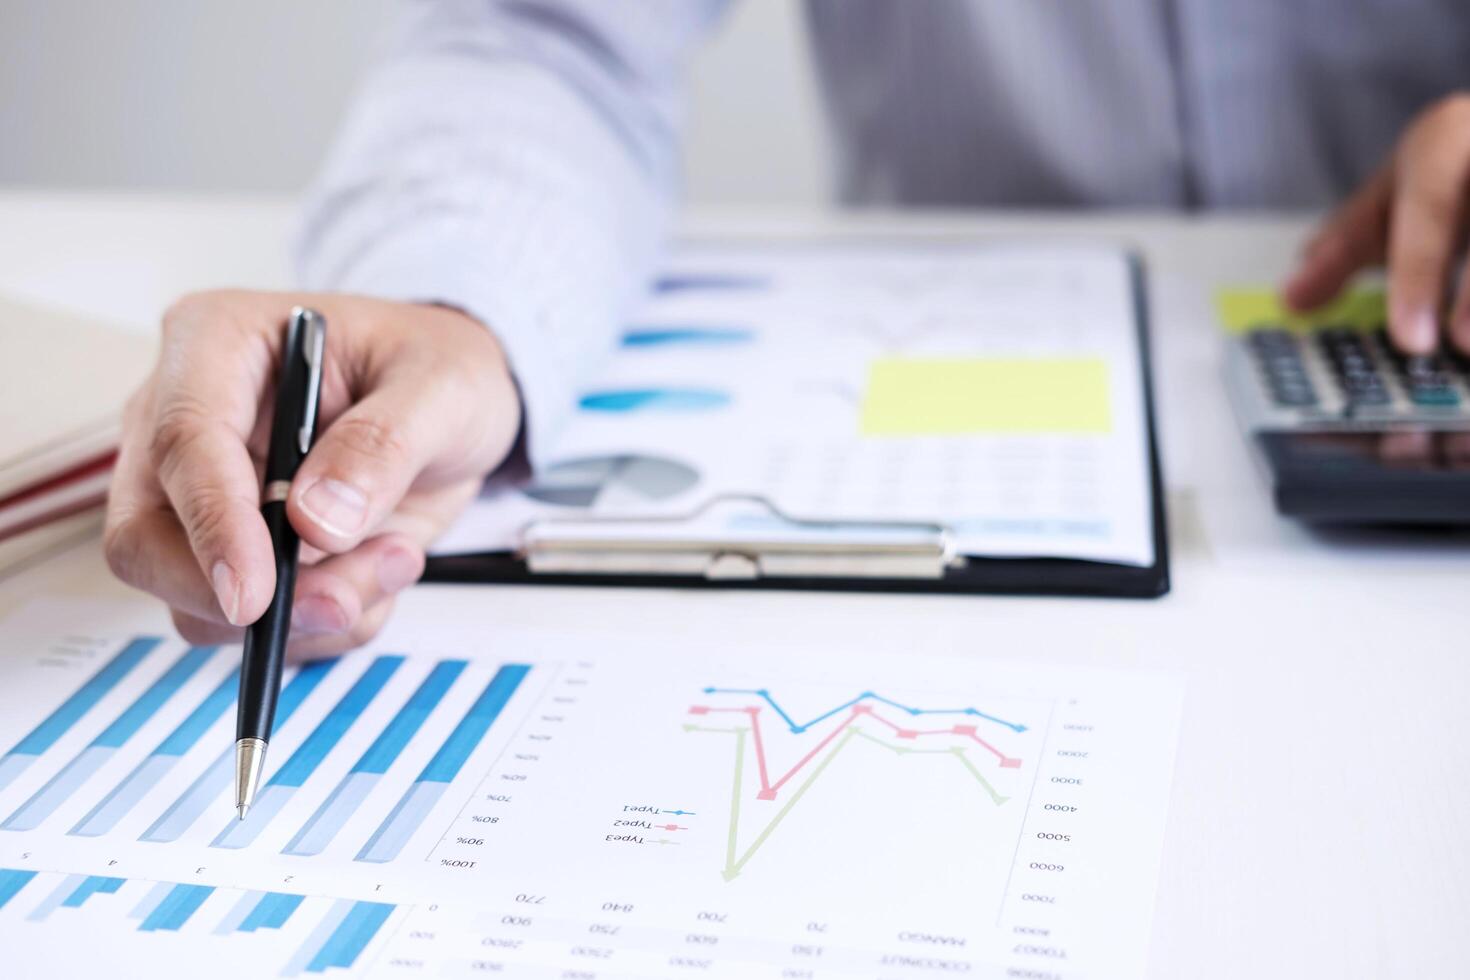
[
  {"xmin": 0, "ymin": 869, "xmax": 37, "ymax": 909},
  {"xmin": 620, "ymin": 326, "xmax": 755, "ymax": 347},
  {"xmin": 71, "ymin": 670, "xmax": 238, "ymax": 836},
  {"xmin": 578, "ymin": 388, "xmax": 730, "ymax": 413},
  {"xmin": 284, "ymin": 771, "xmax": 377, "ymax": 857},
  {"xmin": 306, "ymin": 900, "xmax": 394, "ymax": 973},
  {"xmin": 284, "ymin": 900, "xmax": 351, "ymax": 976},
  {"xmin": 60, "ymin": 874, "xmax": 125, "ymax": 907},
  {"xmin": 28, "ymin": 874, "xmax": 84, "ymax": 921},
  {"xmin": 129, "ymin": 881, "xmax": 174, "ymax": 920},
  {"xmin": 139, "ymin": 659, "xmax": 337, "ymax": 843},
  {"xmin": 91, "ymin": 646, "xmax": 215, "ymax": 749},
  {"xmin": 138, "ymin": 883, "xmax": 214, "ymax": 932},
  {"xmin": 354, "ymin": 780, "xmax": 447, "ymax": 863},
  {"xmin": 286, "ymin": 661, "xmax": 466, "ymax": 856},
  {"xmin": 9, "ymin": 637, "xmax": 161, "ymax": 756},
  {"xmin": 8, "ymin": 649, "xmax": 215, "ymax": 832},
  {"xmin": 154, "ymin": 667, "xmax": 236, "ymax": 756},
  {"xmin": 419, "ymin": 665, "xmax": 530, "ymax": 783},
  {"xmin": 213, "ymin": 889, "xmax": 263, "ymax": 934},
  {"xmin": 353, "ymin": 661, "xmax": 466, "ymax": 775},
  {"xmin": 240, "ymin": 891, "xmax": 303, "ymax": 932},
  {"xmin": 652, "ymin": 273, "xmax": 770, "ymax": 293},
  {"xmin": 3, "ymin": 745, "xmax": 115, "ymax": 831},
  {"xmin": 271, "ymin": 657, "xmax": 403, "ymax": 788},
  {"xmin": 70, "ymin": 755, "xmax": 169, "ymax": 837}
]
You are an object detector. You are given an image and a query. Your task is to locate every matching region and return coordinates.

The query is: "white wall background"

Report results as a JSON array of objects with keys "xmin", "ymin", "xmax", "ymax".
[{"xmin": 0, "ymin": 0, "xmax": 830, "ymax": 205}]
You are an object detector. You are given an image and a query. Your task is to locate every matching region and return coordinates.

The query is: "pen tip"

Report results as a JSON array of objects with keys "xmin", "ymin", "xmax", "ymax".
[{"xmin": 233, "ymin": 737, "xmax": 267, "ymax": 819}]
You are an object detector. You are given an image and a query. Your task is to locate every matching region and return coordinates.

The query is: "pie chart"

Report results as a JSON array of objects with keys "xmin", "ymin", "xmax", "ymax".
[{"xmin": 522, "ymin": 454, "xmax": 700, "ymax": 508}]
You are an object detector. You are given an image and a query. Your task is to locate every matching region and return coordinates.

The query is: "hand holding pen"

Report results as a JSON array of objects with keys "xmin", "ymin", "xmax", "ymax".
[{"xmin": 101, "ymin": 293, "xmax": 524, "ymax": 805}]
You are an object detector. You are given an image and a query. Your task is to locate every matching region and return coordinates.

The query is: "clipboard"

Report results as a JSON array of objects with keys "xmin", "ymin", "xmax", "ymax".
[{"xmin": 424, "ymin": 249, "xmax": 1169, "ymax": 599}]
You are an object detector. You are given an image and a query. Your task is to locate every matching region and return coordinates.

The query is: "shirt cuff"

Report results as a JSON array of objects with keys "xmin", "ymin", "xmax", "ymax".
[{"xmin": 317, "ymin": 223, "xmax": 577, "ymax": 472}]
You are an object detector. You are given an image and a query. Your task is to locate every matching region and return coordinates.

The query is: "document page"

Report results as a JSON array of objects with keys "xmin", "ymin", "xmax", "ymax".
[
  {"xmin": 436, "ymin": 240, "xmax": 1157, "ymax": 567},
  {"xmin": 0, "ymin": 594, "xmax": 1183, "ymax": 978}
]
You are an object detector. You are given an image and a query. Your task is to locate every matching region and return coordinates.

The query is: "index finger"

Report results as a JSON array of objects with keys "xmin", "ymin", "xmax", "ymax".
[{"xmin": 1385, "ymin": 173, "xmax": 1459, "ymax": 355}]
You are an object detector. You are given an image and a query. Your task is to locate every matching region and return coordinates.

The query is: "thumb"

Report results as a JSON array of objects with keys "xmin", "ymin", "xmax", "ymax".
[{"xmin": 287, "ymin": 379, "xmax": 460, "ymax": 554}]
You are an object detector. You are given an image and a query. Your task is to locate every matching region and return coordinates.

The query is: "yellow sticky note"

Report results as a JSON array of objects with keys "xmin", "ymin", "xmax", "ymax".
[
  {"xmin": 860, "ymin": 357, "xmax": 1111, "ymax": 436},
  {"xmin": 1216, "ymin": 286, "xmax": 1385, "ymax": 334}
]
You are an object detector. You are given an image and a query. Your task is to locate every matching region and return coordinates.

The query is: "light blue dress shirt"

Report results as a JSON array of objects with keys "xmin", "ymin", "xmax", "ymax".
[{"xmin": 298, "ymin": 0, "xmax": 1470, "ymax": 451}]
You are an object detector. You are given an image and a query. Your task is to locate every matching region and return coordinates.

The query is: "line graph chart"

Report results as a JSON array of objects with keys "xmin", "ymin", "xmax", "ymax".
[{"xmin": 684, "ymin": 685, "xmax": 1037, "ymax": 880}]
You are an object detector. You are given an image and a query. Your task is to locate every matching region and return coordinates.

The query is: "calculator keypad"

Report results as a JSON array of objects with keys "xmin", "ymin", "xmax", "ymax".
[{"xmin": 1241, "ymin": 323, "xmax": 1470, "ymax": 419}]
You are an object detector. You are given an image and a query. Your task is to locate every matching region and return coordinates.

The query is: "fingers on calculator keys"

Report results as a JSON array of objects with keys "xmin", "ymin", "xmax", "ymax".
[{"xmin": 1375, "ymin": 329, "xmax": 1462, "ymax": 408}]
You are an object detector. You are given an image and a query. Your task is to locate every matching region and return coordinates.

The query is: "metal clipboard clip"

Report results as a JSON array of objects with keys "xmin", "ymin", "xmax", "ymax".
[{"xmin": 519, "ymin": 494, "xmax": 965, "ymax": 581}]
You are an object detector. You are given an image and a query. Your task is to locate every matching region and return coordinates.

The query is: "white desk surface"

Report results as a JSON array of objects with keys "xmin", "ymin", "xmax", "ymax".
[{"xmin": 0, "ymin": 191, "xmax": 1465, "ymax": 979}]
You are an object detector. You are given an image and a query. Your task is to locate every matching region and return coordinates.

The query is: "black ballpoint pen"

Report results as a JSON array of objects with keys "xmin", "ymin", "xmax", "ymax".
[{"xmin": 234, "ymin": 307, "xmax": 327, "ymax": 819}]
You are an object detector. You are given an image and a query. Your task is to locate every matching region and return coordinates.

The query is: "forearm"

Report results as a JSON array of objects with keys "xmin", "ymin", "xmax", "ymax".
[{"xmin": 297, "ymin": 1, "xmax": 726, "ymax": 455}]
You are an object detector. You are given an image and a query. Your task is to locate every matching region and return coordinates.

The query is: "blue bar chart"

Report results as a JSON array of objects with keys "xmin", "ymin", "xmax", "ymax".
[
  {"xmin": 140, "ymin": 658, "xmax": 338, "ymax": 844},
  {"xmin": 283, "ymin": 659, "xmax": 467, "ymax": 857},
  {"xmin": 0, "ymin": 868, "xmax": 37, "ymax": 908},
  {"xmin": 0, "ymin": 629, "xmax": 538, "ymax": 880},
  {"xmin": 357, "ymin": 663, "xmax": 530, "ymax": 863},
  {"xmin": 0, "ymin": 868, "xmax": 396, "ymax": 976},
  {"xmin": 27, "ymin": 872, "xmax": 125, "ymax": 921},
  {"xmin": 137, "ymin": 883, "xmax": 215, "ymax": 931},
  {"xmin": 70, "ymin": 668, "xmax": 238, "ymax": 837},
  {"xmin": 0, "ymin": 637, "xmax": 160, "ymax": 793},
  {"xmin": 284, "ymin": 899, "xmax": 395, "ymax": 976},
  {"xmin": 214, "ymin": 890, "xmax": 305, "ymax": 934},
  {"xmin": 213, "ymin": 656, "xmax": 405, "ymax": 849},
  {"xmin": 3, "ymin": 645, "xmax": 215, "ymax": 832}
]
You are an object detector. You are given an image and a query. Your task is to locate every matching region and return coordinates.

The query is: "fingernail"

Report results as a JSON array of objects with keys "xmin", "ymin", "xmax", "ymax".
[
  {"xmin": 377, "ymin": 547, "xmax": 423, "ymax": 594},
  {"xmin": 211, "ymin": 561, "xmax": 242, "ymax": 625},
  {"xmin": 292, "ymin": 595, "xmax": 349, "ymax": 635},
  {"xmin": 299, "ymin": 478, "xmax": 368, "ymax": 537},
  {"xmin": 1395, "ymin": 306, "xmax": 1438, "ymax": 354}
]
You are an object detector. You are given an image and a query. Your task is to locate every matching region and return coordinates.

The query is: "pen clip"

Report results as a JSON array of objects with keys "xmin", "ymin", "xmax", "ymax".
[{"xmin": 294, "ymin": 308, "xmax": 327, "ymax": 455}]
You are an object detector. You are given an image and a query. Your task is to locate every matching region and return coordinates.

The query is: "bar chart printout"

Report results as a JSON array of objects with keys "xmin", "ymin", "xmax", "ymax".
[
  {"xmin": 141, "ymin": 659, "xmax": 337, "ymax": 844},
  {"xmin": 0, "ymin": 601, "xmax": 1184, "ymax": 979},
  {"xmin": 0, "ymin": 869, "xmax": 395, "ymax": 977},
  {"xmin": 357, "ymin": 662, "xmax": 530, "ymax": 863},
  {"xmin": 0, "ymin": 629, "xmax": 535, "ymax": 859},
  {"xmin": 282, "ymin": 659, "xmax": 467, "ymax": 857},
  {"xmin": 213, "ymin": 656, "xmax": 406, "ymax": 850},
  {"xmin": 70, "ymin": 667, "xmax": 238, "ymax": 837},
  {"xmin": 3, "ymin": 644, "xmax": 215, "ymax": 832},
  {"xmin": 0, "ymin": 636, "xmax": 160, "ymax": 794}
]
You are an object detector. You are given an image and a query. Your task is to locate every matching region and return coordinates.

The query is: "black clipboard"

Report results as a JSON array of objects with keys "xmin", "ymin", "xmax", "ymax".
[{"xmin": 424, "ymin": 252, "xmax": 1169, "ymax": 599}]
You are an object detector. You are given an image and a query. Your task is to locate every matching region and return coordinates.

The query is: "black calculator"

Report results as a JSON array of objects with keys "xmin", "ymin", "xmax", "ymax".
[{"xmin": 1225, "ymin": 322, "xmax": 1470, "ymax": 524}]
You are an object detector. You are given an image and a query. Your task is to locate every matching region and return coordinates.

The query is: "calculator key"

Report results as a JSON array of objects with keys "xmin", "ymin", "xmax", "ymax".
[
  {"xmin": 1409, "ymin": 386, "xmax": 1460, "ymax": 407},
  {"xmin": 1271, "ymin": 387, "xmax": 1318, "ymax": 407},
  {"xmin": 1373, "ymin": 335, "xmax": 1464, "ymax": 408},
  {"xmin": 1344, "ymin": 387, "xmax": 1391, "ymax": 406}
]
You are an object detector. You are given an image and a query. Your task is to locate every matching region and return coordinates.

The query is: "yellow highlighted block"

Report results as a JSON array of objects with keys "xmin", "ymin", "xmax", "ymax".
[
  {"xmin": 860, "ymin": 357, "xmax": 1111, "ymax": 436},
  {"xmin": 1216, "ymin": 286, "xmax": 1385, "ymax": 334}
]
